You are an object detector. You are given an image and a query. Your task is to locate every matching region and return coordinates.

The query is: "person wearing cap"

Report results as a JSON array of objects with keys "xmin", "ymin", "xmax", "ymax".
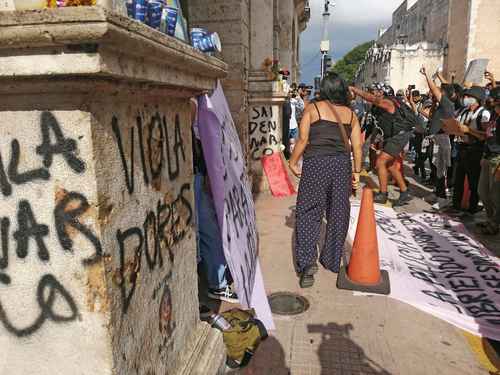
[
  {"xmin": 478, "ymin": 85, "xmax": 500, "ymax": 235},
  {"xmin": 349, "ymin": 83, "xmax": 412, "ymax": 206},
  {"xmin": 452, "ymin": 86, "xmax": 491, "ymax": 214}
]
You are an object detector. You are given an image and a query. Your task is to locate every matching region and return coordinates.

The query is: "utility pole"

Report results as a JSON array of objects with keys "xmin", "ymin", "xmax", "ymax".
[{"xmin": 320, "ymin": 0, "xmax": 335, "ymax": 79}]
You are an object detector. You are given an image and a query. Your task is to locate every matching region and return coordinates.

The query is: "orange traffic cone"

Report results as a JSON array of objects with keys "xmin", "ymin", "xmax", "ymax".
[
  {"xmin": 337, "ymin": 188, "xmax": 390, "ymax": 295},
  {"xmin": 461, "ymin": 176, "xmax": 470, "ymax": 210}
]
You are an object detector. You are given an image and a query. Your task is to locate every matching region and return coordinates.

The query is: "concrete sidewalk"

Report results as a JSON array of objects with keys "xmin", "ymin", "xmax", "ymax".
[{"xmin": 240, "ymin": 193, "xmax": 488, "ymax": 375}]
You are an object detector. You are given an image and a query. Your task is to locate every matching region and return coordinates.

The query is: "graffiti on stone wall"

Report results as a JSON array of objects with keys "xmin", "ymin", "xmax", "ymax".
[
  {"xmin": 249, "ymin": 106, "xmax": 281, "ymax": 161},
  {"xmin": 0, "ymin": 112, "xmax": 102, "ymax": 337},
  {"xmin": 111, "ymin": 111, "xmax": 192, "ymax": 316},
  {"xmin": 112, "ymin": 112, "xmax": 186, "ymax": 194}
]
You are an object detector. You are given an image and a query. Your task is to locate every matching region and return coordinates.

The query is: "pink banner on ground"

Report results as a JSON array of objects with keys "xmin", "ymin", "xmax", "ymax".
[
  {"xmin": 347, "ymin": 202, "xmax": 500, "ymax": 340},
  {"xmin": 197, "ymin": 82, "xmax": 274, "ymax": 330},
  {"xmin": 261, "ymin": 153, "xmax": 296, "ymax": 197}
]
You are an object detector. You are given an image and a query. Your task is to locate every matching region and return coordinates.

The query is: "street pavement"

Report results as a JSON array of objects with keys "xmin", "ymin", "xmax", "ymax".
[{"xmin": 238, "ymin": 184, "xmax": 494, "ymax": 375}]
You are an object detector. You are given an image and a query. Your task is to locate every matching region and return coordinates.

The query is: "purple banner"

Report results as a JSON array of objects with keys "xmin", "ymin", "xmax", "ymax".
[{"xmin": 197, "ymin": 82, "xmax": 274, "ymax": 329}]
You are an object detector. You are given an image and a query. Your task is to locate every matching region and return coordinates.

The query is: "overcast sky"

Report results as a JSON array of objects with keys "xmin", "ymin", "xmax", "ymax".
[{"xmin": 299, "ymin": 0, "xmax": 403, "ymax": 85}]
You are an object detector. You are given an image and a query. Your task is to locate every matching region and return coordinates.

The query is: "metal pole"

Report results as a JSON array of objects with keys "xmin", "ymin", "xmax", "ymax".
[{"xmin": 320, "ymin": 1, "xmax": 334, "ymax": 79}]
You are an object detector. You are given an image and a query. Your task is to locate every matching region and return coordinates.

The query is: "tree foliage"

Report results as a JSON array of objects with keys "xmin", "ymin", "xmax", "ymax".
[{"xmin": 331, "ymin": 41, "xmax": 374, "ymax": 83}]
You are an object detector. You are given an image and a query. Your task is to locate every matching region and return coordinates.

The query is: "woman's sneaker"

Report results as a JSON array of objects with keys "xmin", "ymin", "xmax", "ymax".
[{"xmin": 207, "ymin": 286, "xmax": 239, "ymax": 304}]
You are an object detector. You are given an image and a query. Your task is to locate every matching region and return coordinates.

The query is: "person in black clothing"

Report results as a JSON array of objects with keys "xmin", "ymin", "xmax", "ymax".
[
  {"xmin": 478, "ymin": 86, "xmax": 500, "ymax": 235},
  {"xmin": 349, "ymin": 84, "xmax": 412, "ymax": 206},
  {"xmin": 452, "ymin": 86, "xmax": 491, "ymax": 214},
  {"xmin": 282, "ymin": 95, "xmax": 292, "ymax": 159},
  {"xmin": 419, "ymin": 67, "xmax": 457, "ymax": 201},
  {"xmin": 409, "ymin": 96, "xmax": 432, "ymax": 181},
  {"xmin": 288, "ymin": 73, "xmax": 362, "ymax": 288}
]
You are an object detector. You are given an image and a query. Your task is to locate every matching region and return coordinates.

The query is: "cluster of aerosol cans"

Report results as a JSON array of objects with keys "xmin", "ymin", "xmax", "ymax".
[
  {"xmin": 190, "ymin": 28, "xmax": 222, "ymax": 54},
  {"xmin": 126, "ymin": 0, "xmax": 187, "ymax": 39},
  {"xmin": 125, "ymin": 0, "xmax": 222, "ymax": 54}
]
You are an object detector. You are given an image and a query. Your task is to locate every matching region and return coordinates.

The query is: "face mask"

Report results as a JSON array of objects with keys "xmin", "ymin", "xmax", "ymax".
[{"xmin": 463, "ymin": 97, "xmax": 478, "ymax": 107}]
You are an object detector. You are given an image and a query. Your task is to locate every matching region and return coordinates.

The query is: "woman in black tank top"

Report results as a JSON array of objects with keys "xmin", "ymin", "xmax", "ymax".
[{"xmin": 288, "ymin": 72, "xmax": 363, "ymax": 288}]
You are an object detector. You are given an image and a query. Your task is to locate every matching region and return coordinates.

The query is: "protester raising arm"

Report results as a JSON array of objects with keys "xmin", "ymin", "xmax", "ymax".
[
  {"xmin": 485, "ymin": 71, "xmax": 497, "ymax": 88},
  {"xmin": 420, "ymin": 67, "xmax": 442, "ymax": 103},
  {"xmin": 349, "ymin": 86, "xmax": 396, "ymax": 114},
  {"xmin": 407, "ymin": 89, "xmax": 418, "ymax": 114},
  {"xmin": 436, "ymin": 71, "xmax": 449, "ymax": 84}
]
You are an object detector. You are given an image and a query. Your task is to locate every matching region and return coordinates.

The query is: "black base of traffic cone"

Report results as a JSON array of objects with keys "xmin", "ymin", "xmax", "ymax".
[{"xmin": 336, "ymin": 266, "xmax": 391, "ymax": 295}]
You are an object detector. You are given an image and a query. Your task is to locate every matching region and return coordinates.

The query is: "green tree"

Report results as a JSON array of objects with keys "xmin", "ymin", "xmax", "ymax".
[{"xmin": 331, "ymin": 41, "xmax": 374, "ymax": 83}]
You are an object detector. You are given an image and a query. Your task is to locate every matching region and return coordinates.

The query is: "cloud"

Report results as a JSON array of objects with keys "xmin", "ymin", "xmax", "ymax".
[{"xmin": 299, "ymin": 0, "xmax": 403, "ymax": 84}]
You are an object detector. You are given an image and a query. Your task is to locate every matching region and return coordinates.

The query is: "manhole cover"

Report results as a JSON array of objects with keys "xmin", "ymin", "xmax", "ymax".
[{"xmin": 268, "ymin": 292, "xmax": 309, "ymax": 316}]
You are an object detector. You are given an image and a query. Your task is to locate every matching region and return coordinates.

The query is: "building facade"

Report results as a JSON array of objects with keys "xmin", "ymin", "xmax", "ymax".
[
  {"xmin": 188, "ymin": 0, "xmax": 310, "ymax": 190},
  {"xmin": 355, "ymin": 0, "xmax": 500, "ymax": 92}
]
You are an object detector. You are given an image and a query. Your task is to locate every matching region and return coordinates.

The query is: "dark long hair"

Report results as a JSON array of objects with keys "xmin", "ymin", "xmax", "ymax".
[{"xmin": 319, "ymin": 72, "xmax": 351, "ymax": 106}]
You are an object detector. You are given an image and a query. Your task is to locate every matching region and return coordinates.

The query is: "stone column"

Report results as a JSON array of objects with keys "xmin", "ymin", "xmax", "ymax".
[
  {"xmin": 187, "ymin": 0, "xmax": 251, "ymax": 162},
  {"xmin": 279, "ymin": 0, "xmax": 294, "ymax": 80},
  {"xmin": 0, "ymin": 8, "xmax": 226, "ymax": 375},
  {"xmin": 250, "ymin": 0, "xmax": 274, "ymax": 72},
  {"xmin": 247, "ymin": 0, "xmax": 287, "ymax": 193}
]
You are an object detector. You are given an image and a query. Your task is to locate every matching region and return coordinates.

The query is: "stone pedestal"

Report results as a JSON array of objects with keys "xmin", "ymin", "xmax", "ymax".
[
  {"xmin": 248, "ymin": 71, "xmax": 287, "ymax": 193},
  {"xmin": 0, "ymin": 7, "xmax": 226, "ymax": 375}
]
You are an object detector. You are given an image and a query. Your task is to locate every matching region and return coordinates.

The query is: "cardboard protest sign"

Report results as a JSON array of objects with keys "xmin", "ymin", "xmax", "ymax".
[{"xmin": 464, "ymin": 59, "xmax": 489, "ymax": 85}]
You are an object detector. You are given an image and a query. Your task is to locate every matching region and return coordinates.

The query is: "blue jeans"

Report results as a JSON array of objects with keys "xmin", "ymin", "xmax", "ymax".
[{"xmin": 194, "ymin": 174, "xmax": 228, "ymax": 289}]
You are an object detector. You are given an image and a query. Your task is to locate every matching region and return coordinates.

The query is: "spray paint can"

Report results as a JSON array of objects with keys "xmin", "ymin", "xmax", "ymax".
[
  {"xmin": 133, "ymin": 0, "xmax": 146, "ymax": 22},
  {"xmin": 209, "ymin": 313, "xmax": 231, "ymax": 331},
  {"xmin": 160, "ymin": 6, "xmax": 178, "ymax": 36},
  {"xmin": 190, "ymin": 27, "xmax": 207, "ymax": 48},
  {"xmin": 196, "ymin": 32, "xmax": 221, "ymax": 53},
  {"xmin": 146, "ymin": 1, "xmax": 162, "ymax": 30}
]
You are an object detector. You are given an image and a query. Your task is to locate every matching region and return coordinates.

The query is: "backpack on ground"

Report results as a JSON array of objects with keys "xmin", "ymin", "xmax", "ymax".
[{"xmin": 220, "ymin": 308, "xmax": 268, "ymax": 369}]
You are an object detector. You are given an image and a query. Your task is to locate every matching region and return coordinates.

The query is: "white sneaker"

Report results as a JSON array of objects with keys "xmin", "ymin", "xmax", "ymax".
[{"xmin": 207, "ymin": 286, "xmax": 239, "ymax": 304}]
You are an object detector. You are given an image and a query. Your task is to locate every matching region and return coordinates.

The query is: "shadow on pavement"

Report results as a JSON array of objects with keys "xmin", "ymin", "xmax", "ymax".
[
  {"xmin": 237, "ymin": 336, "xmax": 290, "ymax": 375},
  {"xmin": 308, "ymin": 322, "xmax": 392, "ymax": 375}
]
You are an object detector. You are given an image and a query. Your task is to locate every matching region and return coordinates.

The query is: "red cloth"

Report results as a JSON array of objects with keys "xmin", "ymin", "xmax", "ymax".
[{"xmin": 261, "ymin": 153, "xmax": 297, "ymax": 197}]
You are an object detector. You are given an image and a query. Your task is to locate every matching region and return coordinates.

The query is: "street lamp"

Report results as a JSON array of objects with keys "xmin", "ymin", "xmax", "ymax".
[{"xmin": 320, "ymin": 0, "xmax": 335, "ymax": 78}]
